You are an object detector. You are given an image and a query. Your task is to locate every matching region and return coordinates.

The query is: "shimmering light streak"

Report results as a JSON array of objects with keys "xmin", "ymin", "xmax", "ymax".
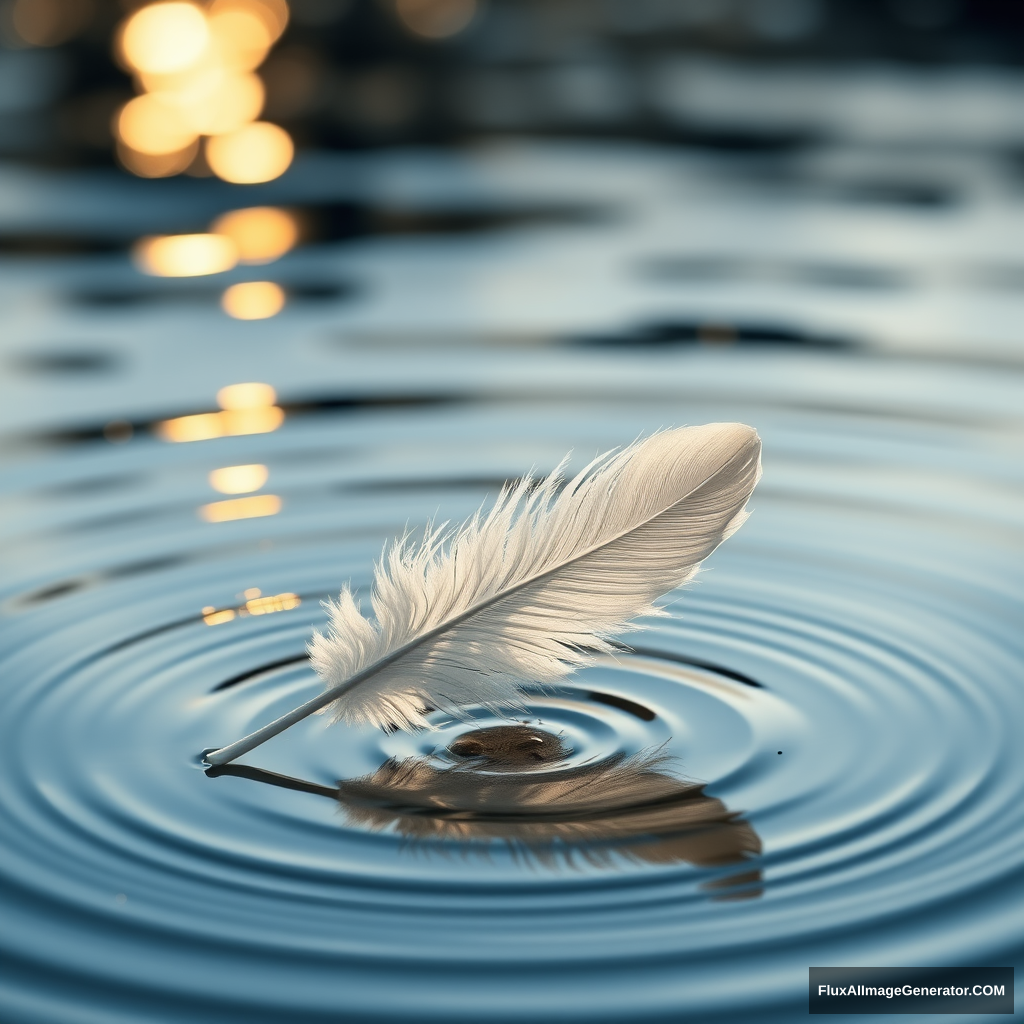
[
  {"xmin": 133, "ymin": 233, "xmax": 238, "ymax": 276},
  {"xmin": 201, "ymin": 590, "xmax": 301, "ymax": 624},
  {"xmin": 205, "ymin": 122, "xmax": 294, "ymax": 183},
  {"xmin": 216, "ymin": 381, "xmax": 276, "ymax": 409},
  {"xmin": 222, "ymin": 281, "xmax": 286, "ymax": 319},
  {"xmin": 201, "ymin": 607, "xmax": 237, "ymax": 625},
  {"xmin": 157, "ymin": 407, "xmax": 284, "ymax": 442},
  {"xmin": 209, "ymin": 464, "xmax": 269, "ymax": 493},
  {"xmin": 159, "ymin": 384, "xmax": 282, "ymax": 442},
  {"xmin": 211, "ymin": 207, "xmax": 299, "ymax": 264},
  {"xmin": 199, "ymin": 494, "xmax": 282, "ymax": 522},
  {"xmin": 243, "ymin": 591, "xmax": 301, "ymax": 614}
]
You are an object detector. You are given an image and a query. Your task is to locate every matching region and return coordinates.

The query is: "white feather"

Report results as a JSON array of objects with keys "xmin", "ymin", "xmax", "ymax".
[{"xmin": 307, "ymin": 423, "xmax": 762, "ymax": 731}]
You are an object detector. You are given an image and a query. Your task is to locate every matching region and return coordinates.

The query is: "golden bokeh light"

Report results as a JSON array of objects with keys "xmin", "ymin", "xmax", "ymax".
[
  {"xmin": 117, "ymin": 93, "xmax": 198, "ymax": 154},
  {"xmin": 243, "ymin": 590, "xmax": 300, "ymax": 614},
  {"xmin": 209, "ymin": 463, "xmax": 269, "ymax": 493},
  {"xmin": 221, "ymin": 281, "xmax": 286, "ymax": 320},
  {"xmin": 208, "ymin": 0, "xmax": 288, "ymax": 42},
  {"xmin": 121, "ymin": 2, "xmax": 209, "ymax": 74},
  {"xmin": 157, "ymin": 406, "xmax": 284, "ymax": 442},
  {"xmin": 395, "ymin": 0, "xmax": 476, "ymax": 39},
  {"xmin": 199, "ymin": 494, "xmax": 282, "ymax": 522},
  {"xmin": 211, "ymin": 207, "xmax": 299, "ymax": 263},
  {"xmin": 217, "ymin": 381, "xmax": 276, "ymax": 409},
  {"xmin": 114, "ymin": 0, "xmax": 291, "ymax": 183},
  {"xmin": 207, "ymin": 7, "xmax": 273, "ymax": 71},
  {"xmin": 116, "ymin": 139, "xmax": 199, "ymax": 178},
  {"xmin": 202, "ymin": 606, "xmax": 237, "ymax": 624},
  {"xmin": 201, "ymin": 589, "xmax": 299, "ymax": 623},
  {"xmin": 133, "ymin": 233, "xmax": 238, "ymax": 276},
  {"xmin": 144, "ymin": 69, "xmax": 265, "ymax": 136},
  {"xmin": 205, "ymin": 122, "xmax": 294, "ymax": 183}
]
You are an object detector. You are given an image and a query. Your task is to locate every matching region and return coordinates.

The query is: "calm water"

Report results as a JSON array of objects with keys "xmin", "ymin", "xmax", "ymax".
[{"xmin": 0, "ymin": 142, "xmax": 1022, "ymax": 1022}]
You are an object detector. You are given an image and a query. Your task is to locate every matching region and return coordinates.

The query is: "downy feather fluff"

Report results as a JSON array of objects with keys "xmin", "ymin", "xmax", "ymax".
[{"xmin": 307, "ymin": 422, "xmax": 762, "ymax": 731}]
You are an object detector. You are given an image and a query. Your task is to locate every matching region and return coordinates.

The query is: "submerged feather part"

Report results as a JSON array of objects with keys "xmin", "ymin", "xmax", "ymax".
[{"xmin": 308, "ymin": 423, "xmax": 762, "ymax": 731}]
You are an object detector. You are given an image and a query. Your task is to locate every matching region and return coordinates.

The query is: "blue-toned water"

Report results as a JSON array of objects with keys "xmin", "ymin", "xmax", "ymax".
[{"xmin": 0, "ymin": 142, "xmax": 1021, "ymax": 1022}]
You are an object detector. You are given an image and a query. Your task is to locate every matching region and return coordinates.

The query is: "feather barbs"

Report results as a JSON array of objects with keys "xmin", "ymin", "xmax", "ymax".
[{"xmin": 307, "ymin": 422, "xmax": 762, "ymax": 731}]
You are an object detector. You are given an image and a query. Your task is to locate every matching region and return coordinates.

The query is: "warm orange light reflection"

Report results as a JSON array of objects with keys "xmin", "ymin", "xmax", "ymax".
[
  {"xmin": 396, "ymin": 0, "xmax": 476, "ymax": 39},
  {"xmin": 157, "ymin": 406, "xmax": 284, "ymax": 442},
  {"xmin": 209, "ymin": 0, "xmax": 288, "ymax": 42},
  {"xmin": 201, "ymin": 589, "xmax": 299, "ymax": 623},
  {"xmin": 243, "ymin": 591, "xmax": 300, "ymax": 614},
  {"xmin": 133, "ymin": 233, "xmax": 238, "ymax": 276},
  {"xmin": 143, "ymin": 69, "xmax": 265, "ymax": 136},
  {"xmin": 202, "ymin": 606, "xmax": 237, "ymax": 624},
  {"xmin": 221, "ymin": 281, "xmax": 286, "ymax": 319},
  {"xmin": 209, "ymin": 463, "xmax": 269, "ymax": 493},
  {"xmin": 199, "ymin": 493, "xmax": 282, "ymax": 521},
  {"xmin": 117, "ymin": 93, "xmax": 198, "ymax": 154},
  {"xmin": 205, "ymin": 122, "xmax": 293, "ymax": 183},
  {"xmin": 207, "ymin": 6, "xmax": 272, "ymax": 70},
  {"xmin": 116, "ymin": 139, "xmax": 199, "ymax": 178},
  {"xmin": 121, "ymin": 2, "xmax": 209, "ymax": 74},
  {"xmin": 217, "ymin": 381, "xmax": 276, "ymax": 409},
  {"xmin": 115, "ymin": 0, "xmax": 291, "ymax": 183},
  {"xmin": 211, "ymin": 207, "xmax": 299, "ymax": 263}
]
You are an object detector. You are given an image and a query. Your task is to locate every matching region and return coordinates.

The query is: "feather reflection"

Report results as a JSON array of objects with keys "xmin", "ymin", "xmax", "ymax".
[{"xmin": 208, "ymin": 741, "xmax": 761, "ymax": 897}]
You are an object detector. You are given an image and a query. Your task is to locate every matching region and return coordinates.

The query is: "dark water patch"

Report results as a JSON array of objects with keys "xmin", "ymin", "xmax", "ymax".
[
  {"xmin": 576, "ymin": 319, "xmax": 857, "ymax": 349},
  {"xmin": 67, "ymin": 280, "xmax": 356, "ymax": 308},
  {"xmin": 671, "ymin": 128, "xmax": 816, "ymax": 154},
  {"xmin": 214, "ymin": 653, "xmax": 311, "ymax": 692},
  {"xmin": 10, "ymin": 557, "xmax": 190, "ymax": 608},
  {"xmin": 0, "ymin": 233, "xmax": 125, "ymax": 255},
  {"xmin": 105, "ymin": 554, "xmax": 188, "ymax": 579},
  {"xmin": 10, "ymin": 348, "xmax": 122, "ymax": 375},
  {"xmin": 295, "ymin": 201, "xmax": 610, "ymax": 244},
  {"xmin": 15, "ymin": 578, "xmax": 88, "ymax": 603},
  {"xmin": 619, "ymin": 647, "xmax": 763, "ymax": 689},
  {"xmin": 35, "ymin": 472, "xmax": 142, "ymax": 497},
  {"xmin": 830, "ymin": 179, "xmax": 959, "ymax": 208},
  {"xmin": 287, "ymin": 282, "xmax": 351, "ymax": 302},
  {"xmin": 587, "ymin": 690, "xmax": 658, "ymax": 720}
]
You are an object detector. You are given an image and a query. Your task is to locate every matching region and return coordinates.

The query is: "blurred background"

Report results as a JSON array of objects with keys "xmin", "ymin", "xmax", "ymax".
[
  {"xmin": 3, "ymin": 0, "xmax": 1024, "ymax": 337},
  {"xmin": 7, "ymin": 0, "xmax": 1024, "ymax": 170}
]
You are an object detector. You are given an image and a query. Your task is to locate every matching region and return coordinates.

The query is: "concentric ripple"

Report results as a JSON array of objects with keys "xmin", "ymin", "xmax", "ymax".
[{"xmin": 1, "ymin": 355, "xmax": 1022, "ymax": 1022}]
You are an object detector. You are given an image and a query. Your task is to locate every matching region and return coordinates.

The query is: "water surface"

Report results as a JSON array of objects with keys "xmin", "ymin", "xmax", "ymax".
[{"xmin": 0, "ymin": 142, "xmax": 1022, "ymax": 1022}]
